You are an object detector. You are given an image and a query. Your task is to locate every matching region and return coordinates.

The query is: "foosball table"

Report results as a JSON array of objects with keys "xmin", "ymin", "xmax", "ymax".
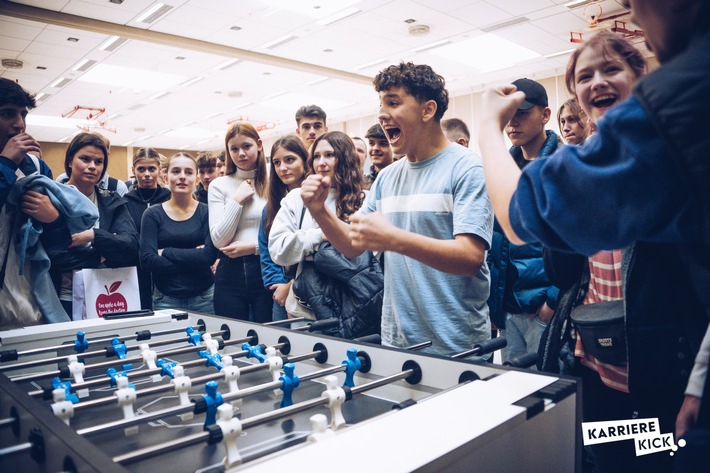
[{"xmin": 0, "ymin": 311, "xmax": 580, "ymax": 472}]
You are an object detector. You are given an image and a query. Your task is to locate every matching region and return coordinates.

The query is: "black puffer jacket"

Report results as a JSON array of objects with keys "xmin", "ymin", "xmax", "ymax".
[{"xmin": 293, "ymin": 241, "xmax": 383, "ymax": 339}]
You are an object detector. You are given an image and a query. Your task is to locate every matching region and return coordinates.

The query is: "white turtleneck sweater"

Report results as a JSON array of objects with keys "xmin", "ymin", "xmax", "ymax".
[{"xmin": 208, "ymin": 168, "xmax": 267, "ymax": 252}]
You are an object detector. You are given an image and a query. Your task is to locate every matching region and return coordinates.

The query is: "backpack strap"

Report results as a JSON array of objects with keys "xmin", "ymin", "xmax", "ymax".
[{"xmin": 107, "ymin": 176, "xmax": 118, "ymax": 192}]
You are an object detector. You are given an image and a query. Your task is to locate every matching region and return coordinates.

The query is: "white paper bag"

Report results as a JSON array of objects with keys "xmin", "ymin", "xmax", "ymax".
[{"xmin": 77, "ymin": 267, "xmax": 141, "ymax": 318}]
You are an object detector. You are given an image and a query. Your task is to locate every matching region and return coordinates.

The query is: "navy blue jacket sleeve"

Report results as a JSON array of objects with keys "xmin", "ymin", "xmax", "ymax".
[
  {"xmin": 510, "ymin": 96, "xmax": 698, "ymax": 255},
  {"xmin": 259, "ymin": 207, "xmax": 288, "ymax": 288}
]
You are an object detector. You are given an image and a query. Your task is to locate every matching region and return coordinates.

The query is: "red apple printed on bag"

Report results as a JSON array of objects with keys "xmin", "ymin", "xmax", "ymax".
[{"xmin": 96, "ymin": 281, "xmax": 127, "ymax": 316}]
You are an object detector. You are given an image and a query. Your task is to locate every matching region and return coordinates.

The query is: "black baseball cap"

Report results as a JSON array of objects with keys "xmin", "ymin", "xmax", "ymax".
[{"xmin": 512, "ymin": 78, "xmax": 548, "ymax": 110}]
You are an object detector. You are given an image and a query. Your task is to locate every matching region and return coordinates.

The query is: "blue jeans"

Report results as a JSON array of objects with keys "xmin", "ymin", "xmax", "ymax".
[
  {"xmin": 153, "ymin": 284, "xmax": 214, "ymax": 314},
  {"xmin": 272, "ymin": 300, "xmax": 288, "ymax": 321},
  {"xmin": 214, "ymin": 254, "xmax": 272, "ymax": 323},
  {"xmin": 501, "ymin": 311, "xmax": 547, "ymax": 369}
]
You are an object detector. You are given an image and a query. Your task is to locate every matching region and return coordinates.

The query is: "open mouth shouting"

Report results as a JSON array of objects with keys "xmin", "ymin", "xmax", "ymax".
[
  {"xmin": 590, "ymin": 94, "xmax": 617, "ymax": 109},
  {"xmin": 383, "ymin": 125, "xmax": 401, "ymax": 146}
]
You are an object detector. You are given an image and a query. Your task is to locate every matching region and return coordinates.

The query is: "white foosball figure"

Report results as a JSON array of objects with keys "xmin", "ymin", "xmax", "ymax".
[
  {"xmin": 67, "ymin": 355, "xmax": 89, "ymax": 398},
  {"xmin": 114, "ymin": 376, "xmax": 138, "ymax": 436},
  {"xmin": 220, "ymin": 355, "xmax": 242, "ymax": 409},
  {"xmin": 321, "ymin": 375, "xmax": 346, "ymax": 430},
  {"xmin": 51, "ymin": 388, "xmax": 74, "ymax": 426},
  {"xmin": 202, "ymin": 333, "xmax": 220, "ymax": 355},
  {"xmin": 171, "ymin": 365, "xmax": 194, "ymax": 421},
  {"xmin": 265, "ymin": 346, "xmax": 284, "ymax": 397},
  {"xmin": 140, "ymin": 343, "xmax": 161, "ymax": 382},
  {"xmin": 307, "ymin": 413, "xmax": 335, "ymax": 443},
  {"xmin": 216, "ymin": 403, "xmax": 242, "ymax": 469}
]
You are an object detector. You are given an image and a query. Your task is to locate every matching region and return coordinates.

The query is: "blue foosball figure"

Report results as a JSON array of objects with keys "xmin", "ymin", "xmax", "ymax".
[
  {"xmin": 74, "ymin": 331, "xmax": 89, "ymax": 354},
  {"xmin": 51, "ymin": 377, "xmax": 79, "ymax": 404},
  {"xmin": 156, "ymin": 359, "xmax": 178, "ymax": 378},
  {"xmin": 107, "ymin": 365, "xmax": 134, "ymax": 387},
  {"xmin": 199, "ymin": 350, "xmax": 223, "ymax": 371},
  {"xmin": 202, "ymin": 380, "xmax": 224, "ymax": 429},
  {"xmin": 186, "ymin": 326, "xmax": 202, "ymax": 346},
  {"xmin": 111, "ymin": 338, "xmax": 128, "ymax": 359},
  {"xmin": 341, "ymin": 348, "xmax": 361, "ymax": 388},
  {"xmin": 279, "ymin": 363, "xmax": 300, "ymax": 408},
  {"xmin": 241, "ymin": 343, "xmax": 267, "ymax": 363}
]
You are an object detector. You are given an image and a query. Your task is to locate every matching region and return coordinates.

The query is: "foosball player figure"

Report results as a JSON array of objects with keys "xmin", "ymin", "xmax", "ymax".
[
  {"xmin": 307, "ymin": 413, "xmax": 335, "ymax": 443},
  {"xmin": 203, "ymin": 380, "xmax": 224, "ymax": 429},
  {"xmin": 51, "ymin": 388, "xmax": 75, "ymax": 426},
  {"xmin": 199, "ymin": 350, "xmax": 223, "ymax": 370},
  {"xmin": 114, "ymin": 376, "xmax": 138, "ymax": 436},
  {"xmin": 202, "ymin": 333, "xmax": 220, "ymax": 355},
  {"xmin": 74, "ymin": 331, "xmax": 89, "ymax": 354},
  {"xmin": 157, "ymin": 359, "xmax": 178, "ymax": 378},
  {"xmin": 279, "ymin": 363, "xmax": 299, "ymax": 408},
  {"xmin": 172, "ymin": 365, "xmax": 194, "ymax": 421},
  {"xmin": 107, "ymin": 364, "xmax": 133, "ymax": 387},
  {"xmin": 322, "ymin": 375, "xmax": 346, "ymax": 430},
  {"xmin": 67, "ymin": 355, "xmax": 89, "ymax": 398},
  {"xmin": 111, "ymin": 337, "xmax": 128, "ymax": 360},
  {"xmin": 265, "ymin": 346, "xmax": 284, "ymax": 396},
  {"xmin": 241, "ymin": 342, "xmax": 267, "ymax": 363},
  {"xmin": 221, "ymin": 355, "xmax": 240, "ymax": 393},
  {"xmin": 342, "ymin": 348, "xmax": 361, "ymax": 388},
  {"xmin": 140, "ymin": 343, "xmax": 161, "ymax": 382},
  {"xmin": 186, "ymin": 326, "xmax": 202, "ymax": 346},
  {"xmin": 51, "ymin": 377, "xmax": 79, "ymax": 404},
  {"xmin": 216, "ymin": 403, "xmax": 243, "ymax": 468}
]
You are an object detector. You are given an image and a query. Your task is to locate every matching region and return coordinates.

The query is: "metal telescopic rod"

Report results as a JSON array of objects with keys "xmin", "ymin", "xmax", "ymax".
[
  {"xmin": 78, "ymin": 364, "xmax": 345, "ymax": 438},
  {"xmin": 26, "ymin": 339, "xmax": 284, "ymax": 397},
  {"xmin": 2, "ymin": 325, "xmax": 201, "ymax": 360},
  {"xmin": 9, "ymin": 332, "xmax": 249, "ymax": 383},
  {"xmin": 1, "ymin": 329, "xmax": 229, "ymax": 374},
  {"xmin": 113, "ymin": 367, "xmax": 414, "ymax": 465}
]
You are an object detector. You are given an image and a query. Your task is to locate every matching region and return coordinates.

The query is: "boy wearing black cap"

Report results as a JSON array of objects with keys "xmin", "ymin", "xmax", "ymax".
[
  {"xmin": 489, "ymin": 77, "xmax": 559, "ymax": 366},
  {"xmin": 506, "ymin": 78, "xmax": 559, "ymax": 167}
]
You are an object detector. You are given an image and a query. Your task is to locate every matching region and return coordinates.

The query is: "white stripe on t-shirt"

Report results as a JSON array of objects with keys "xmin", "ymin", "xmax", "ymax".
[{"xmin": 379, "ymin": 193, "xmax": 453, "ymax": 214}]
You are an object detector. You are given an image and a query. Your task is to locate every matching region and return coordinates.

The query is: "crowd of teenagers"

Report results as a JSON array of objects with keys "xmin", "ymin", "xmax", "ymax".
[{"xmin": 1, "ymin": 0, "xmax": 708, "ymax": 470}]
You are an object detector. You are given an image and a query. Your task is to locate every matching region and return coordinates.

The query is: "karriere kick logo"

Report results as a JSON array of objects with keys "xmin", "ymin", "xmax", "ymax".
[{"xmin": 582, "ymin": 418, "xmax": 686, "ymax": 457}]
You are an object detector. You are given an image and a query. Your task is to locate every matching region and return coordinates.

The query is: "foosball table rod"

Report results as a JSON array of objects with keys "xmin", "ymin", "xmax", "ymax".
[
  {"xmin": 9, "ymin": 330, "xmax": 247, "ymax": 383},
  {"xmin": 0, "ymin": 328, "xmax": 230, "ymax": 374},
  {"xmin": 111, "ymin": 361, "xmax": 422, "ymax": 467},
  {"xmin": 0, "ymin": 323, "xmax": 205, "ymax": 363}
]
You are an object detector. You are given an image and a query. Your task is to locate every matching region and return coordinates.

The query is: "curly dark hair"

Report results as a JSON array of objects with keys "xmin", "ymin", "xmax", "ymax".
[
  {"xmin": 373, "ymin": 62, "xmax": 449, "ymax": 121},
  {"xmin": 308, "ymin": 131, "xmax": 365, "ymax": 221},
  {"xmin": 265, "ymin": 134, "xmax": 308, "ymax": 235}
]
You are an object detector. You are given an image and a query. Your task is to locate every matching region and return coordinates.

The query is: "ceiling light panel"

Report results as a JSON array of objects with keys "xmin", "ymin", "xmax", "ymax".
[
  {"xmin": 260, "ymin": 0, "xmax": 360, "ymax": 19},
  {"xmin": 260, "ymin": 92, "xmax": 352, "ymax": 112},
  {"xmin": 431, "ymin": 34, "xmax": 540, "ymax": 72},
  {"xmin": 99, "ymin": 36, "xmax": 129, "ymax": 52},
  {"xmin": 135, "ymin": 3, "xmax": 173, "ymax": 23},
  {"xmin": 77, "ymin": 64, "xmax": 187, "ymax": 90}
]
